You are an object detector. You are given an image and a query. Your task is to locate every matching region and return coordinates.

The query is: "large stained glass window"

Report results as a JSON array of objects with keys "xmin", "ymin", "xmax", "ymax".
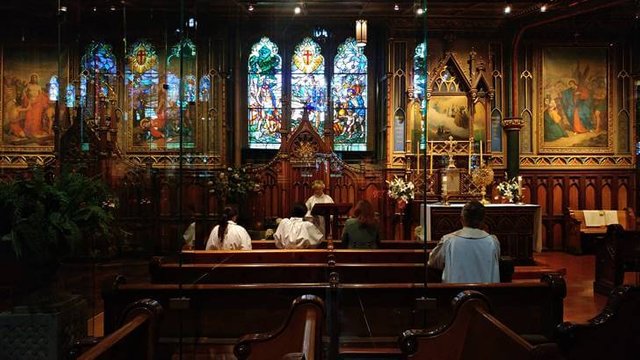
[
  {"xmin": 332, "ymin": 38, "xmax": 367, "ymax": 151},
  {"xmin": 48, "ymin": 75, "xmax": 59, "ymax": 101},
  {"xmin": 248, "ymin": 37, "xmax": 282, "ymax": 149},
  {"xmin": 125, "ymin": 40, "xmax": 160, "ymax": 149},
  {"xmin": 413, "ymin": 42, "xmax": 427, "ymax": 149},
  {"xmin": 291, "ymin": 37, "xmax": 326, "ymax": 133},
  {"xmin": 81, "ymin": 42, "xmax": 117, "ymax": 120},
  {"xmin": 164, "ymin": 38, "xmax": 197, "ymax": 149}
]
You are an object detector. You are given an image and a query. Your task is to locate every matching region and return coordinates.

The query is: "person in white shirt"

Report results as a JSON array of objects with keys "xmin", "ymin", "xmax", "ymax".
[
  {"xmin": 206, "ymin": 207, "xmax": 252, "ymax": 250},
  {"xmin": 275, "ymin": 203, "xmax": 324, "ymax": 249},
  {"xmin": 428, "ymin": 201, "xmax": 500, "ymax": 283},
  {"xmin": 305, "ymin": 179, "xmax": 334, "ymax": 237}
]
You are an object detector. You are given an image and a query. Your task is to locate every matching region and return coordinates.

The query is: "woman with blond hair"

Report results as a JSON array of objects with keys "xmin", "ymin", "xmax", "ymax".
[{"xmin": 341, "ymin": 200, "xmax": 380, "ymax": 249}]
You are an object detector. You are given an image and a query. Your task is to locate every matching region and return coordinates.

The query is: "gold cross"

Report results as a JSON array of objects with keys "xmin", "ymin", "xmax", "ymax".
[{"xmin": 444, "ymin": 135, "xmax": 457, "ymax": 168}]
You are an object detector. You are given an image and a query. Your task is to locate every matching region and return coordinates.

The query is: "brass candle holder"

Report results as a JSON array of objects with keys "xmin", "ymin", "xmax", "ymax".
[{"xmin": 471, "ymin": 164, "xmax": 494, "ymax": 204}]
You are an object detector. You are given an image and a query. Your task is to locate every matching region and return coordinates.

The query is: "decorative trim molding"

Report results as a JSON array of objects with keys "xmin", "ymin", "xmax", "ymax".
[
  {"xmin": 520, "ymin": 155, "xmax": 634, "ymax": 169},
  {"xmin": 0, "ymin": 155, "xmax": 55, "ymax": 168}
]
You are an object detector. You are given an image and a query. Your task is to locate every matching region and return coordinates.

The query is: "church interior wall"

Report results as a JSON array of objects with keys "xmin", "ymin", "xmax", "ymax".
[{"xmin": 0, "ymin": 2, "xmax": 637, "ymax": 252}]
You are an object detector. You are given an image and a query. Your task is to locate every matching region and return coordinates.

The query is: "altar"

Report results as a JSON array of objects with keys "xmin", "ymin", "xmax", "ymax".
[{"xmin": 421, "ymin": 203, "xmax": 542, "ymax": 265}]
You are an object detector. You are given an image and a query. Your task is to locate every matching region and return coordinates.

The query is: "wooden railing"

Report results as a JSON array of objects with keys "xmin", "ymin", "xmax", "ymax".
[{"xmin": 74, "ymin": 298, "xmax": 163, "ymax": 360}]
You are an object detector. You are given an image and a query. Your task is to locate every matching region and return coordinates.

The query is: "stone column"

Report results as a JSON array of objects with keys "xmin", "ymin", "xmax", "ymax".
[{"xmin": 501, "ymin": 117, "xmax": 524, "ymax": 179}]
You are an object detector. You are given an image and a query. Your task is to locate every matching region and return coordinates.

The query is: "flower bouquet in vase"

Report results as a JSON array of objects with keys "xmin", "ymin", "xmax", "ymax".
[
  {"xmin": 496, "ymin": 177, "xmax": 522, "ymax": 203},
  {"xmin": 386, "ymin": 176, "xmax": 415, "ymax": 212}
]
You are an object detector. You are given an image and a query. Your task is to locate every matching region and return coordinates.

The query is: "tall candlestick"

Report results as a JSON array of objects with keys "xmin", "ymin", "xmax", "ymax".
[{"xmin": 479, "ymin": 140, "xmax": 483, "ymax": 167}]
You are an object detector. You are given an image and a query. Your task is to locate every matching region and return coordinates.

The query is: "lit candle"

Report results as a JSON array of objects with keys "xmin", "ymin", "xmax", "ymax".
[
  {"xmin": 429, "ymin": 142, "xmax": 433, "ymax": 175},
  {"xmin": 517, "ymin": 175, "xmax": 523, "ymax": 198},
  {"xmin": 442, "ymin": 174, "xmax": 448, "ymax": 195},
  {"xmin": 468, "ymin": 139, "xmax": 472, "ymax": 174},
  {"xmin": 479, "ymin": 140, "xmax": 483, "ymax": 167}
]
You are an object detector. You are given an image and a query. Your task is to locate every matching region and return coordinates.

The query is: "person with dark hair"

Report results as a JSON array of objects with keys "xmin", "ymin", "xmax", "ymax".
[
  {"xmin": 341, "ymin": 200, "xmax": 380, "ymax": 249},
  {"xmin": 428, "ymin": 200, "xmax": 500, "ymax": 283},
  {"xmin": 205, "ymin": 207, "xmax": 252, "ymax": 250},
  {"xmin": 274, "ymin": 203, "xmax": 324, "ymax": 249}
]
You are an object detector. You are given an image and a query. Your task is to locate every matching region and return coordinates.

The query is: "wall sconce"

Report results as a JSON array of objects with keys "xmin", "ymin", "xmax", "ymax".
[{"xmin": 355, "ymin": 19, "xmax": 367, "ymax": 47}]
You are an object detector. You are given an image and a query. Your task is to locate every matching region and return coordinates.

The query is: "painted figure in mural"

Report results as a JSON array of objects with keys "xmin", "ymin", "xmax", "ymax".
[
  {"xmin": 22, "ymin": 73, "xmax": 50, "ymax": 137},
  {"xmin": 543, "ymin": 98, "xmax": 568, "ymax": 142},
  {"xmin": 3, "ymin": 83, "xmax": 28, "ymax": 138},
  {"xmin": 560, "ymin": 80, "xmax": 580, "ymax": 132},
  {"xmin": 591, "ymin": 78, "xmax": 606, "ymax": 133}
]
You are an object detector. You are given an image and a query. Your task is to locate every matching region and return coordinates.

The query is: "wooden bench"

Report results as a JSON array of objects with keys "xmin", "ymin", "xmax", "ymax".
[
  {"xmin": 250, "ymin": 239, "xmax": 435, "ymax": 250},
  {"xmin": 73, "ymin": 299, "xmax": 163, "ymax": 360},
  {"xmin": 593, "ymin": 224, "xmax": 640, "ymax": 295},
  {"xmin": 234, "ymin": 295, "xmax": 324, "ymax": 360},
  {"xmin": 565, "ymin": 208, "xmax": 635, "ymax": 254},
  {"xmin": 555, "ymin": 285, "xmax": 640, "ymax": 360},
  {"xmin": 103, "ymin": 274, "xmax": 565, "ymax": 357},
  {"xmin": 398, "ymin": 290, "xmax": 562, "ymax": 360},
  {"xmin": 180, "ymin": 249, "xmax": 429, "ymax": 264}
]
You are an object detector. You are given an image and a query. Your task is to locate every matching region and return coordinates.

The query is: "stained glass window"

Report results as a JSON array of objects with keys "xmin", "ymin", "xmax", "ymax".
[
  {"xmin": 125, "ymin": 40, "xmax": 160, "ymax": 149},
  {"xmin": 413, "ymin": 42, "xmax": 427, "ymax": 149},
  {"xmin": 199, "ymin": 75, "xmax": 211, "ymax": 102},
  {"xmin": 248, "ymin": 37, "xmax": 282, "ymax": 149},
  {"xmin": 164, "ymin": 38, "xmax": 197, "ymax": 149},
  {"xmin": 65, "ymin": 84, "xmax": 75, "ymax": 108},
  {"xmin": 48, "ymin": 75, "xmax": 59, "ymax": 101},
  {"xmin": 332, "ymin": 38, "xmax": 367, "ymax": 151},
  {"xmin": 291, "ymin": 37, "xmax": 326, "ymax": 133},
  {"xmin": 81, "ymin": 42, "xmax": 117, "ymax": 121}
]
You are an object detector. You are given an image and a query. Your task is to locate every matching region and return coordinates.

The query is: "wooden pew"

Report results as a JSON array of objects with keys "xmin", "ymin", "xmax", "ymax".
[
  {"xmin": 565, "ymin": 208, "xmax": 635, "ymax": 254},
  {"xmin": 180, "ymin": 249, "xmax": 428, "ymax": 264},
  {"xmin": 593, "ymin": 224, "xmax": 640, "ymax": 295},
  {"xmin": 250, "ymin": 239, "xmax": 435, "ymax": 250},
  {"xmin": 398, "ymin": 290, "xmax": 562, "ymax": 360},
  {"xmin": 555, "ymin": 285, "xmax": 640, "ymax": 360},
  {"xmin": 74, "ymin": 299, "xmax": 163, "ymax": 360},
  {"xmin": 103, "ymin": 274, "xmax": 565, "ymax": 357},
  {"xmin": 234, "ymin": 295, "xmax": 324, "ymax": 360}
]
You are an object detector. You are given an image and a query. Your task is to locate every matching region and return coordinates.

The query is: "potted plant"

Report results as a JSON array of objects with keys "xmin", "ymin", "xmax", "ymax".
[{"xmin": 0, "ymin": 167, "xmax": 117, "ymax": 359}]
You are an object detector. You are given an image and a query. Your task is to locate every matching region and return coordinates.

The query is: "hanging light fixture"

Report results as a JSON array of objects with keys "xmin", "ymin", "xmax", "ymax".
[{"xmin": 355, "ymin": 19, "xmax": 367, "ymax": 47}]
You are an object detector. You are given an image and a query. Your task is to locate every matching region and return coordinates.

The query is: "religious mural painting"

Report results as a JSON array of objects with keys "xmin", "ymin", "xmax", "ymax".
[
  {"xmin": 164, "ymin": 38, "xmax": 197, "ymax": 150},
  {"xmin": 332, "ymin": 38, "xmax": 367, "ymax": 151},
  {"xmin": 427, "ymin": 95, "xmax": 470, "ymax": 141},
  {"xmin": 1, "ymin": 47, "xmax": 61, "ymax": 149},
  {"xmin": 539, "ymin": 47, "xmax": 611, "ymax": 153},
  {"xmin": 248, "ymin": 37, "xmax": 283, "ymax": 149},
  {"xmin": 291, "ymin": 37, "xmax": 327, "ymax": 134},
  {"xmin": 125, "ymin": 40, "xmax": 160, "ymax": 150}
]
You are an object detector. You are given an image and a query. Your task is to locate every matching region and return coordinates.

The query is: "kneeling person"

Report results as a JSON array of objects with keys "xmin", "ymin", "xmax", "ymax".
[{"xmin": 275, "ymin": 203, "xmax": 324, "ymax": 249}]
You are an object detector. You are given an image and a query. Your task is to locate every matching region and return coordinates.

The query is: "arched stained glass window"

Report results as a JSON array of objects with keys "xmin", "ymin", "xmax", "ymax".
[
  {"xmin": 291, "ymin": 37, "xmax": 326, "ymax": 133},
  {"xmin": 199, "ymin": 75, "xmax": 211, "ymax": 102},
  {"xmin": 164, "ymin": 38, "xmax": 197, "ymax": 149},
  {"xmin": 48, "ymin": 75, "xmax": 59, "ymax": 101},
  {"xmin": 248, "ymin": 37, "xmax": 282, "ymax": 149},
  {"xmin": 81, "ymin": 42, "xmax": 117, "ymax": 120},
  {"xmin": 332, "ymin": 38, "xmax": 367, "ymax": 151},
  {"xmin": 413, "ymin": 42, "xmax": 427, "ymax": 149},
  {"xmin": 125, "ymin": 40, "xmax": 160, "ymax": 149}
]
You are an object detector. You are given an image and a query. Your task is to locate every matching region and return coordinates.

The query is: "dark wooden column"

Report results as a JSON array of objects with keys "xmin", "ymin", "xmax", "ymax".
[{"xmin": 501, "ymin": 117, "xmax": 524, "ymax": 179}]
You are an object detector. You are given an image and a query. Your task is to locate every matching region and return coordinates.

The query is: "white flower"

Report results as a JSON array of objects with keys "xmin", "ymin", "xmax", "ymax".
[{"xmin": 386, "ymin": 176, "xmax": 415, "ymax": 201}]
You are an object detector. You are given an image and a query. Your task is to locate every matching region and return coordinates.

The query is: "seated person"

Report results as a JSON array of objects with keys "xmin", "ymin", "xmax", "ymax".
[
  {"xmin": 305, "ymin": 179, "xmax": 334, "ymax": 237},
  {"xmin": 275, "ymin": 203, "xmax": 324, "ymax": 249},
  {"xmin": 206, "ymin": 207, "xmax": 252, "ymax": 250},
  {"xmin": 428, "ymin": 200, "xmax": 500, "ymax": 283},
  {"xmin": 341, "ymin": 200, "xmax": 380, "ymax": 249}
]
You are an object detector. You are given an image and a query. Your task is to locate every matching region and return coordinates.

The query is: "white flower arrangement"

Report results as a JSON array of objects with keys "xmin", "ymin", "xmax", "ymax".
[
  {"xmin": 496, "ymin": 177, "xmax": 521, "ymax": 202},
  {"xmin": 386, "ymin": 176, "xmax": 415, "ymax": 203}
]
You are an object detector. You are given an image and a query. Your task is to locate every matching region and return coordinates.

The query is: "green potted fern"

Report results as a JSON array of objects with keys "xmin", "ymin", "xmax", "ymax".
[{"xmin": 0, "ymin": 168, "xmax": 117, "ymax": 359}]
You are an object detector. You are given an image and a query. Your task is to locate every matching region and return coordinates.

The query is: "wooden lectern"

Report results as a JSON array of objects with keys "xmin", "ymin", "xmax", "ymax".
[{"xmin": 311, "ymin": 203, "xmax": 352, "ymax": 249}]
